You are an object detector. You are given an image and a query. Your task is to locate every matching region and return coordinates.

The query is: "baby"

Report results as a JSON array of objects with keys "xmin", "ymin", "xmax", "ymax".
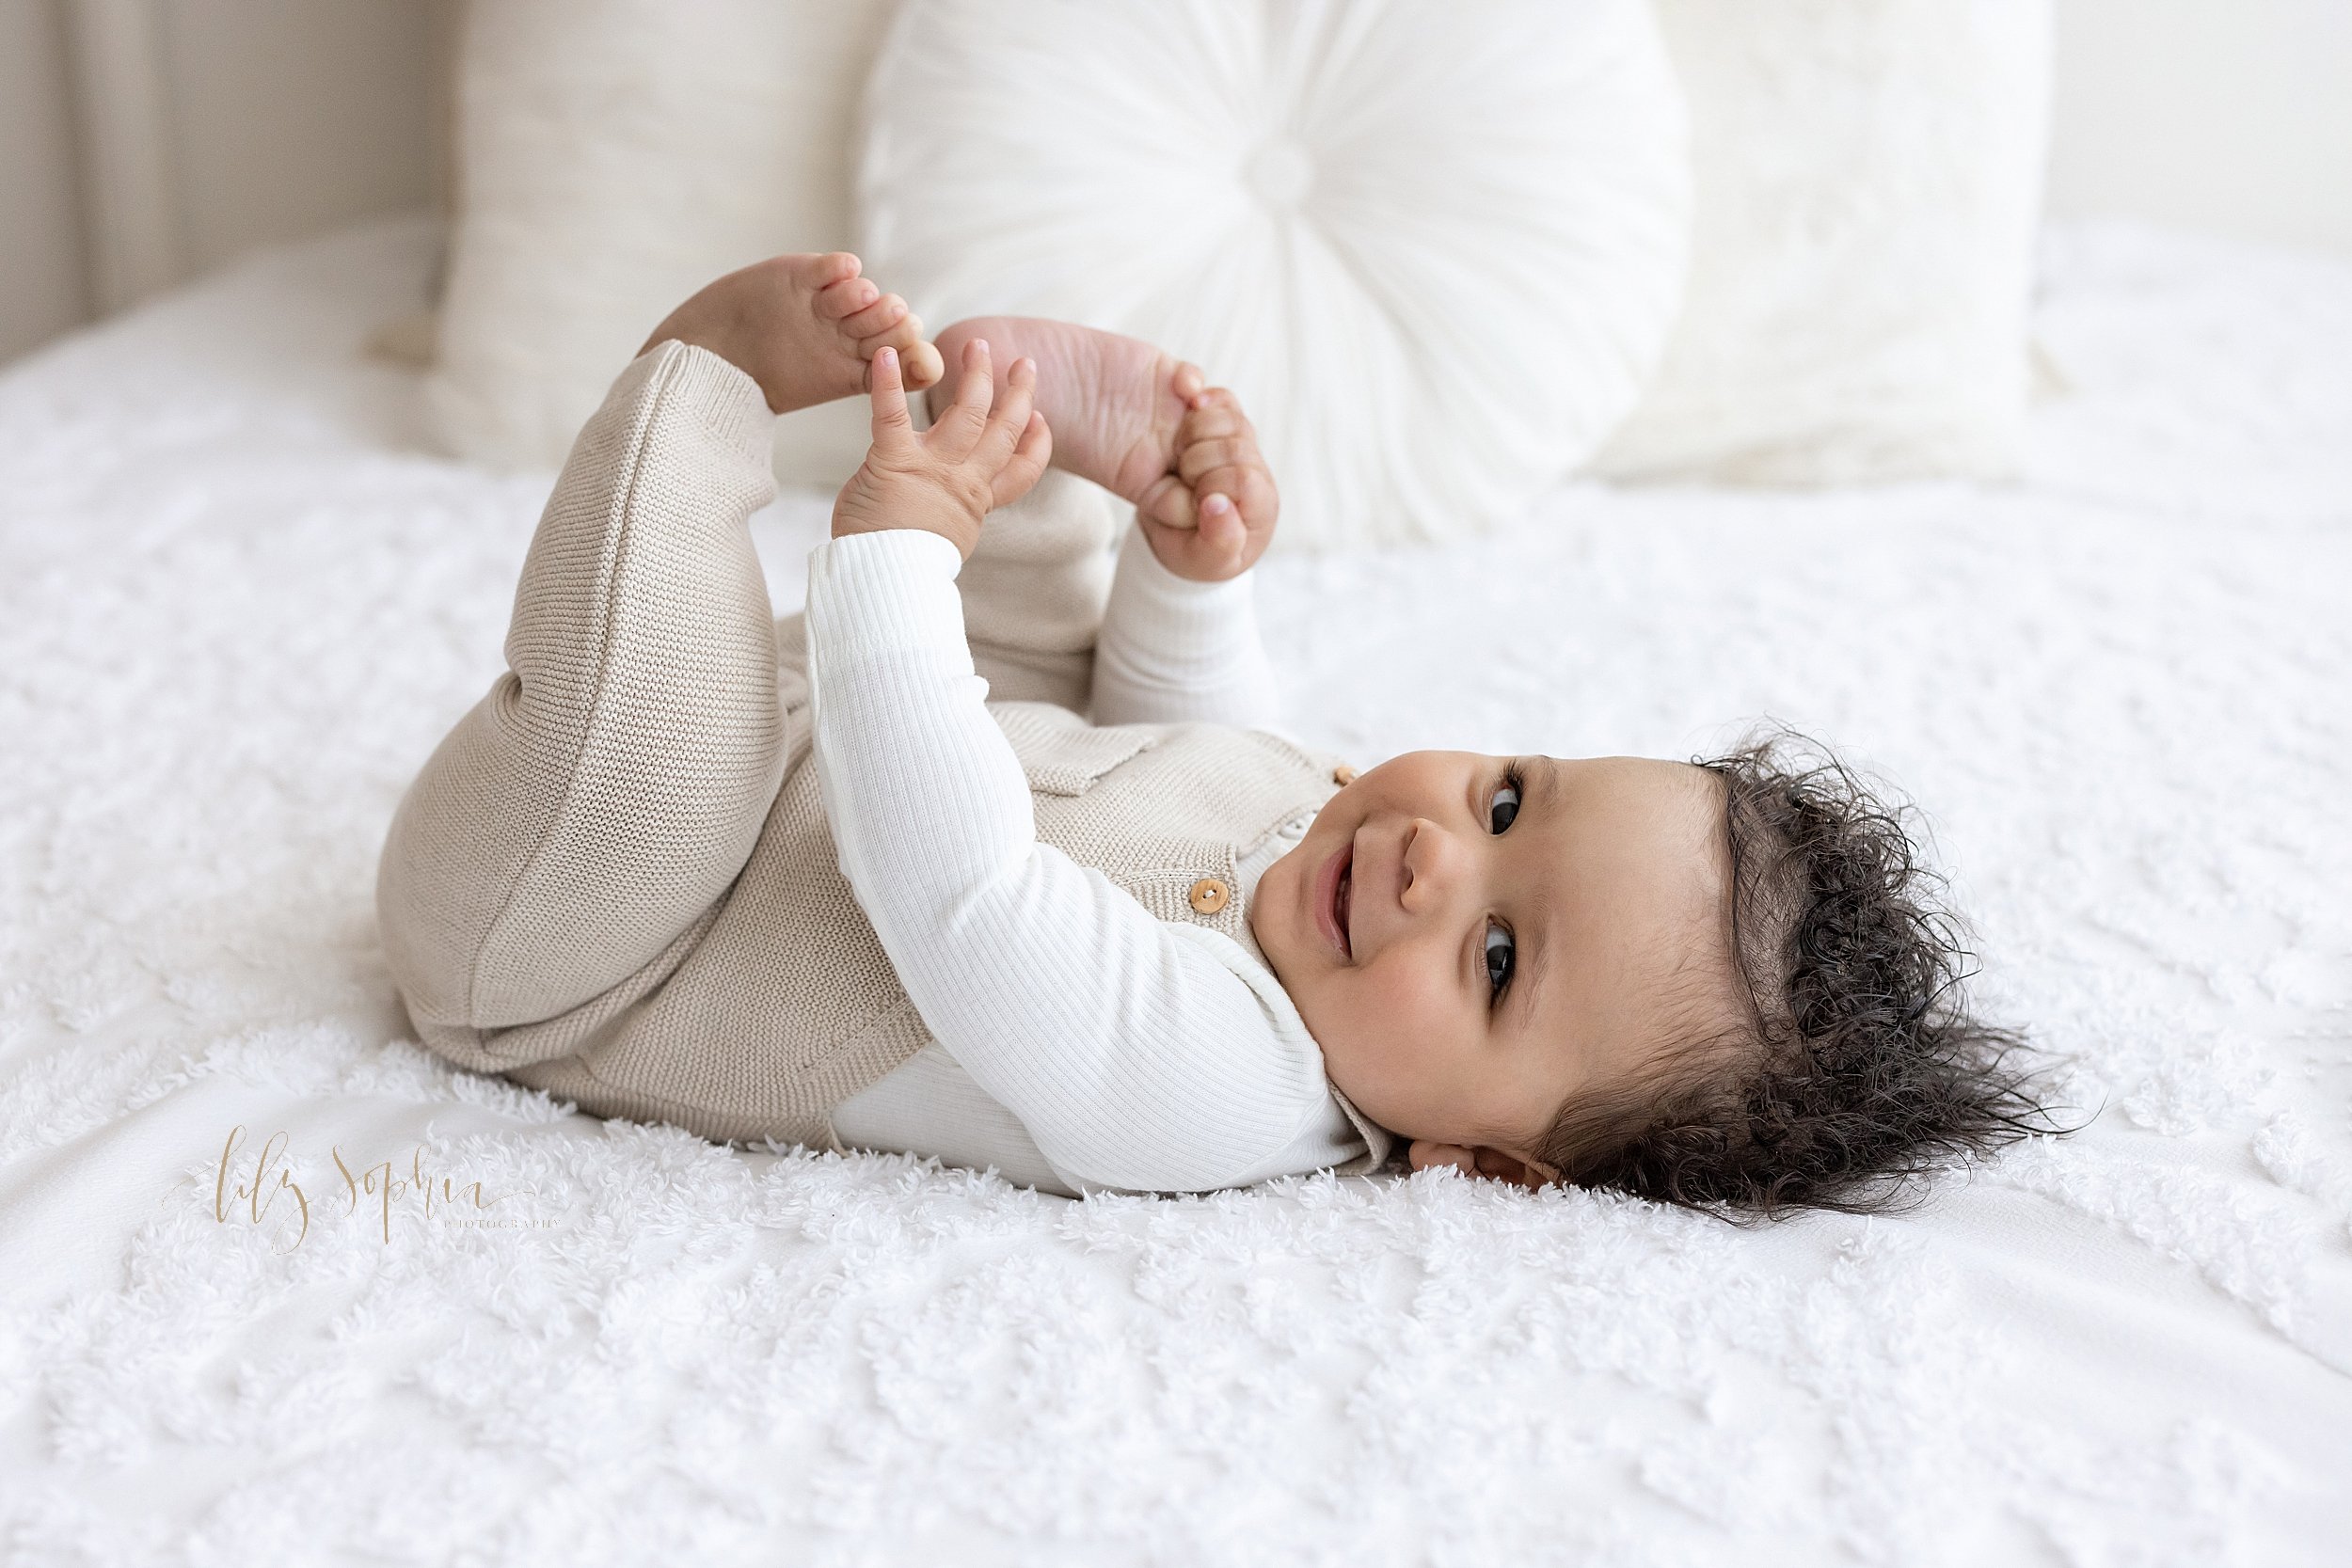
[{"xmin": 377, "ymin": 253, "xmax": 2055, "ymax": 1208}]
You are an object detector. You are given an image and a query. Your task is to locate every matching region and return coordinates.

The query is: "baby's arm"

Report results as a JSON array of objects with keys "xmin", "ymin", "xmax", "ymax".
[
  {"xmin": 809, "ymin": 347, "xmax": 1337, "ymax": 1191},
  {"xmin": 1092, "ymin": 387, "xmax": 1285, "ymax": 728},
  {"xmin": 1089, "ymin": 522, "xmax": 1283, "ymax": 728}
]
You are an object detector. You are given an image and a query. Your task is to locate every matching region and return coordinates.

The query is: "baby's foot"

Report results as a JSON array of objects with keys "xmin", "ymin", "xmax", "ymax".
[
  {"xmin": 639, "ymin": 252, "xmax": 945, "ymax": 415},
  {"xmin": 928, "ymin": 317, "xmax": 1207, "ymax": 515}
]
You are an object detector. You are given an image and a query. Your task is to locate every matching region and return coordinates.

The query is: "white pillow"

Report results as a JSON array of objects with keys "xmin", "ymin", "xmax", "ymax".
[
  {"xmin": 1592, "ymin": 0, "xmax": 2054, "ymax": 485},
  {"xmin": 428, "ymin": 0, "xmax": 896, "ymax": 485},
  {"xmin": 857, "ymin": 0, "xmax": 1689, "ymax": 549}
]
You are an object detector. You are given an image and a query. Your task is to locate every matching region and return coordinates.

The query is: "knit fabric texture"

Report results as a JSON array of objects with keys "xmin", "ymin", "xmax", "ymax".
[{"xmin": 376, "ymin": 341, "xmax": 1383, "ymax": 1174}]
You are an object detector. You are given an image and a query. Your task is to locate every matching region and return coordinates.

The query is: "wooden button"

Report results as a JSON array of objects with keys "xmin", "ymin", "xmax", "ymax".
[
  {"xmin": 1187, "ymin": 877, "xmax": 1232, "ymax": 915},
  {"xmin": 1331, "ymin": 764, "xmax": 1357, "ymax": 785}
]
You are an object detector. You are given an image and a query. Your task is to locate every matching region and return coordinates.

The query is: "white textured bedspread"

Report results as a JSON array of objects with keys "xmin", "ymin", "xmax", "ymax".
[{"xmin": 2, "ymin": 217, "xmax": 2348, "ymax": 1567}]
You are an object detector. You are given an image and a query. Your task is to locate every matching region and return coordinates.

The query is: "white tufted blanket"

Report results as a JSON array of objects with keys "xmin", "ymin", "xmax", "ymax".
[{"xmin": 2, "ymin": 216, "xmax": 2349, "ymax": 1566}]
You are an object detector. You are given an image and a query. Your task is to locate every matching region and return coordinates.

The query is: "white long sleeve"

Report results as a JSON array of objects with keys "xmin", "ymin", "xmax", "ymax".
[
  {"xmin": 829, "ymin": 813, "xmax": 1356, "ymax": 1195},
  {"xmin": 803, "ymin": 528, "xmax": 1359, "ymax": 1195},
  {"xmin": 1089, "ymin": 520, "xmax": 1285, "ymax": 729}
]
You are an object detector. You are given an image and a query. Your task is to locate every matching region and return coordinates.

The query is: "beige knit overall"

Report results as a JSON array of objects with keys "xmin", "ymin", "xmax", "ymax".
[{"xmin": 375, "ymin": 342, "xmax": 1378, "ymax": 1161}]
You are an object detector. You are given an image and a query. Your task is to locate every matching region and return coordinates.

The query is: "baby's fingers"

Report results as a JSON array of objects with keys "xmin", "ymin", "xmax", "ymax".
[
  {"xmin": 864, "ymin": 345, "xmax": 916, "ymax": 451},
  {"xmin": 977, "ymin": 356, "xmax": 1038, "ymax": 468},
  {"xmin": 927, "ymin": 336, "xmax": 995, "ymax": 457},
  {"xmin": 990, "ymin": 412, "xmax": 1052, "ymax": 509},
  {"xmin": 1192, "ymin": 462, "xmax": 1278, "ymax": 534},
  {"xmin": 1135, "ymin": 470, "xmax": 1196, "ymax": 532},
  {"xmin": 1178, "ymin": 437, "xmax": 1256, "ymax": 486},
  {"xmin": 1175, "ymin": 399, "xmax": 1251, "ymax": 447},
  {"xmin": 1193, "ymin": 493, "xmax": 1249, "ymax": 568},
  {"xmin": 1135, "ymin": 495, "xmax": 1244, "ymax": 583}
]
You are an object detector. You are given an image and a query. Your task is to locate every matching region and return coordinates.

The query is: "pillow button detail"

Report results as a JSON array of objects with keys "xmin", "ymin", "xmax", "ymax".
[
  {"xmin": 1246, "ymin": 139, "xmax": 1313, "ymax": 210},
  {"xmin": 1188, "ymin": 877, "xmax": 1232, "ymax": 915}
]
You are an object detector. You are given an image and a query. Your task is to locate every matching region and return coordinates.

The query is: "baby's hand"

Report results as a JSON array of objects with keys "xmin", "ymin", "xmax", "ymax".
[
  {"xmin": 1135, "ymin": 385, "xmax": 1279, "ymax": 583},
  {"xmin": 832, "ymin": 338, "xmax": 1051, "ymax": 560}
]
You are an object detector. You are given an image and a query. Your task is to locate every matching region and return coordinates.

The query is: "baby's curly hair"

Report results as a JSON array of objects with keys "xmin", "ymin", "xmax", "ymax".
[{"xmin": 1535, "ymin": 728, "xmax": 2069, "ymax": 1216}]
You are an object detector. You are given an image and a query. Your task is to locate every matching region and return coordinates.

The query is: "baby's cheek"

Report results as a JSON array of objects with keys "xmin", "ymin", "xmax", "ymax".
[{"xmin": 1339, "ymin": 957, "xmax": 1457, "ymax": 1086}]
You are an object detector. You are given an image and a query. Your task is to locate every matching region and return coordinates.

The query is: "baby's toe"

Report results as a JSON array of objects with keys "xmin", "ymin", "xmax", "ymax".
[
  {"xmin": 897, "ymin": 336, "xmax": 945, "ymax": 390},
  {"xmin": 794, "ymin": 250, "xmax": 863, "ymax": 291},
  {"xmin": 816, "ymin": 275, "xmax": 881, "ymax": 321},
  {"xmin": 859, "ymin": 310, "xmax": 940, "ymax": 387},
  {"xmin": 838, "ymin": 292, "xmax": 910, "ymax": 339}
]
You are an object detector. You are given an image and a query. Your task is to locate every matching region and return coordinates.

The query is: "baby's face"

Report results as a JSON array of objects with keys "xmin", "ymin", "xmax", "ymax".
[{"xmin": 1249, "ymin": 751, "xmax": 1738, "ymax": 1176}]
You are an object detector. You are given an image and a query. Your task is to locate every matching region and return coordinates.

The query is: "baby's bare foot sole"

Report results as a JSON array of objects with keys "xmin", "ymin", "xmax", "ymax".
[{"xmin": 929, "ymin": 316, "xmax": 1202, "ymax": 505}]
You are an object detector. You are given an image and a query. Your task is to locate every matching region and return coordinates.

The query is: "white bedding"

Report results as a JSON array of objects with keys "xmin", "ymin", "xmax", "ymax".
[{"xmin": 2, "ymin": 215, "xmax": 2347, "ymax": 1566}]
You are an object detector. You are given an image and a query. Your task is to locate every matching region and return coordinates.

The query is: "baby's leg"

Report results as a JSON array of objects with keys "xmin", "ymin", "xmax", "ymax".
[
  {"xmin": 376, "ymin": 340, "xmax": 785, "ymax": 1046},
  {"xmin": 955, "ymin": 468, "xmax": 1120, "ymax": 711}
]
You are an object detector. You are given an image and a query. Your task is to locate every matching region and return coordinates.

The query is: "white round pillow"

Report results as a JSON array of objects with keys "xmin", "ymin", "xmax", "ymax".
[{"xmin": 857, "ymin": 0, "xmax": 1689, "ymax": 549}]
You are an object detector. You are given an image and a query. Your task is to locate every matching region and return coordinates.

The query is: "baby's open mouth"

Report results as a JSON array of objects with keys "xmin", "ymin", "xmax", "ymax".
[
  {"xmin": 1335, "ymin": 862, "xmax": 1351, "ymax": 956},
  {"xmin": 1316, "ymin": 839, "xmax": 1354, "ymax": 959}
]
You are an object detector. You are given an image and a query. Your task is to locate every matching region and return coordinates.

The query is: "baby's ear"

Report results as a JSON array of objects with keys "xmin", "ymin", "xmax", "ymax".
[
  {"xmin": 1407, "ymin": 1141, "xmax": 1558, "ymax": 1191},
  {"xmin": 1407, "ymin": 1139, "xmax": 1480, "ymax": 1177},
  {"xmin": 1474, "ymin": 1148, "xmax": 1559, "ymax": 1191}
]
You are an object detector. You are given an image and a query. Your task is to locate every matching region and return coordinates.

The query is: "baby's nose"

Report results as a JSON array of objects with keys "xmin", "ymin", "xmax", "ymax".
[{"xmin": 1398, "ymin": 818, "xmax": 1464, "ymax": 911}]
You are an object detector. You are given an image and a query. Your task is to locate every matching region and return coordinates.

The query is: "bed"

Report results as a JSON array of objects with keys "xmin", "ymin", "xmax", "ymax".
[{"xmin": 1, "ymin": 214, "xmax": 2347, "ymax": 1565}]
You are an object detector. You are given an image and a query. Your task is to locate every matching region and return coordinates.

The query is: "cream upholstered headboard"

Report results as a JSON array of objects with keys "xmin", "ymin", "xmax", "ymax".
[{"xmin": 5, "ymin": 0, "xmax": 2347, "ymax": 373}]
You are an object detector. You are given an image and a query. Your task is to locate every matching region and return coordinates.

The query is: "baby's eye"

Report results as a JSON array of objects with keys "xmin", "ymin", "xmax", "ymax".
[
  {"xmin": 1488, "ymin": 770, "xmax": 1521, "ymax": 834},
  {"xmin": 1485, "ymin": 920, "xmax": 1515, "ymax": 1003}
]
